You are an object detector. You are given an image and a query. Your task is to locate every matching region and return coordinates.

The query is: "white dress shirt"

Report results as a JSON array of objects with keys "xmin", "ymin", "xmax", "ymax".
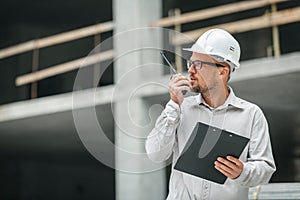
[{"xmin": 145, "ymin": 88, "xmax": 276, "ymax": 200}]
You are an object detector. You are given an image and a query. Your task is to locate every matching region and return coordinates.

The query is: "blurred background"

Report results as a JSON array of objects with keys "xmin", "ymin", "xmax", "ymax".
[{"xmin": 0, "ymin": 0, "xmax": 300, "ymax": 199}]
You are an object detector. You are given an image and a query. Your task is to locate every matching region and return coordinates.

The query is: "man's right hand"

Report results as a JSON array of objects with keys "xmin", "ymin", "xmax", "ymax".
[{"xmin": 169, "ymin": 74, "xmax": 191, "ymax": 106}]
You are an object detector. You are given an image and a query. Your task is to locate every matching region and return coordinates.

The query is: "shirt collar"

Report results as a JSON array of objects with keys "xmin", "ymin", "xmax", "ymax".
[{"xmin": 195, "ymin": 86, "xmax": 246, "ymax": 110}]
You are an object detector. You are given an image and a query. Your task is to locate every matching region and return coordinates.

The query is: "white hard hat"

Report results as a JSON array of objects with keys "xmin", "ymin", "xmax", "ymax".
[{"xmin": 183, "ymin": 28, "xmax": 241, "ymax": 72}]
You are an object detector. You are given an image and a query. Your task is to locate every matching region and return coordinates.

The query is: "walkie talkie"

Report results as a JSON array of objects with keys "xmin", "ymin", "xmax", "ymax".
[{"xmin": 160, "ymin": 51, "xmax": 189, "ymax": 95}]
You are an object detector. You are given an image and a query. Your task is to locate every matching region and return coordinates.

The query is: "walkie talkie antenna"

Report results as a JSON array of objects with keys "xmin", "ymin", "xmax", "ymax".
[{"xmin": 160, "ymin": 51, "xmax": 177, "ymax": 75}]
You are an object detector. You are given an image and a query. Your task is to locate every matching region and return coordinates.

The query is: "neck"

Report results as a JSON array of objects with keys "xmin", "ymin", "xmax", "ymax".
[{"xmin": 202, "ymin": 85, "xmax": 229, "ymax": 108}]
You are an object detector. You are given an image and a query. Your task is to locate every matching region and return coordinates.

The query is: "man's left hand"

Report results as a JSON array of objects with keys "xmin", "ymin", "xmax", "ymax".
[{"xmin": 214, "ymin": 156, "xmax": 243, "ymax": 179}]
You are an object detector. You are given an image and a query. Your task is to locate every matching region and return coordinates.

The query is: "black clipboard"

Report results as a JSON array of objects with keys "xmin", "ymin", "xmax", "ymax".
[{"xmin": 174, "ymin": 122, "xmax": 249, "ymax": 184}]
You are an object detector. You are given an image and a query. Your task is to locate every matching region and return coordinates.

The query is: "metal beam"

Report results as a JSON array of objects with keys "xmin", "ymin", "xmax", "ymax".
[
  {"xmin": 150, "ymin": 0, "xmax": 288, "ymax": 27},
  {"xmin": 172, "ymin": 6, "xmax": 300, "ymax": 46},
  {"xmin": 0, "ymin": 21, "xmax": 114, "ymax": 59},
  {"xmin": 15, "ymin": 50, "xmax": 114, "ymax": 86}
]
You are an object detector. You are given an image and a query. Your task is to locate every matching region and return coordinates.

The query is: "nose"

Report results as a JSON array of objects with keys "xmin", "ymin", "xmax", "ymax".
[{"xmin": 188, "ymin": 64, "xmax": 196, "ymax": 74}]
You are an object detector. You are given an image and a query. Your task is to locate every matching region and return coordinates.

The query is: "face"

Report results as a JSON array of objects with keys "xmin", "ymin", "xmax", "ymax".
[{"xmin": 188, "ymin": 52, "xmax": 227, "ymax": 93}]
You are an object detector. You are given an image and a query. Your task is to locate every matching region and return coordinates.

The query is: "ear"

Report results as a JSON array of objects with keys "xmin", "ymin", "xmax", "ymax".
[
  {"xmin": 219, "ymin": 66, "xmax": 230, "ymax": 82},
  {"xmin": 219, "ymin": 66, "xmax": 230, "ymax": 76}
]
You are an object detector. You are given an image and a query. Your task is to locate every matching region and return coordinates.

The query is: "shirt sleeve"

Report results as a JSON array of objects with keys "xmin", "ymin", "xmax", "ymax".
[
  {"xmin": 145, "ymin": 100, "xmax": 181, "ymax": 162},
  {"xmin": 234, "ymin": 107, "xmax": 276, "ymax": 187}
]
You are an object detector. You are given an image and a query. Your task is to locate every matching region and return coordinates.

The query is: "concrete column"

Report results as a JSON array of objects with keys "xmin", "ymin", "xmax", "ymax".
[{"xmin": 113, "ymin": 1, "xmax": 166, "ymax": 200}]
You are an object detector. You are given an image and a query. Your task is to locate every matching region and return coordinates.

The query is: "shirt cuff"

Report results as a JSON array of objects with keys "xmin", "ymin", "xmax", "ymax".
[
  {"xmin": 164, "ymin": 100, "xmax": 181, "ymax": 123},
  {"xmin": 233, "ymin": 162, "xmax": 249, "ymax": 186}
]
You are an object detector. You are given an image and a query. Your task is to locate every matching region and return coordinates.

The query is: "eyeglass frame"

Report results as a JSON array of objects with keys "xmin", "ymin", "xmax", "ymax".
[{"xmin": 186, "ymin": 59, "xmax": 226, "ymax": 71}]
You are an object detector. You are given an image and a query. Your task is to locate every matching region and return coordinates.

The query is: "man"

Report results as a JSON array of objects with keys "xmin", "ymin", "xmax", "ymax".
[{"xmin": 145, "ymin": 29, "xmax": 276, "ymax": 200}]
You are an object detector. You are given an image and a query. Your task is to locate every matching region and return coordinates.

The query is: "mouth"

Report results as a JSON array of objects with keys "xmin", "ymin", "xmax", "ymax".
[{"xmin": 190, "ymin": 77, "xmax": 197, "ymax": 83}]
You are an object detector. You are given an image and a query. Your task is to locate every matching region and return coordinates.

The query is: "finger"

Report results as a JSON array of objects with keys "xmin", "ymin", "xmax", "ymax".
[
  {"xmin": 177, "ymin": 85, "xmax": 191, "ymax": 92},
  {"xmin": 217, "ymin": 157, "xmax": 243, "ymax": 176},
  {"xmin": 170, "ymin": 74, "xmax": 179, "ymax": 83},
  {"xmin": 171, "ymin": 73, "xmax": 183, "ymax": 79},
  {"xmin": 227, "ymin": 156, "xmax": 243, "ymax": 167},
  {"xmin": 214, "ymin": 165, "xmax": 233, "ymax": 178},
  {"xmin": 217, "ymin": 157, "xmax": 236, "ymax": 170},
  {"xmin": 214, "ymin": 162, "xmax": 239, "ymax": 179},
  {"xmin": 173, "ymin": 80, "xmax": 192, "ymax": 88},
  {"xmin": 214, "ymin": 161, "xmax": 235, "ymax": 174},
  {"xmin": 169, "ymin": 85, "xmax": 182, "ymax": 95},
  {"xmin": 215, "ymin": 159, "xmax": 242, "ymax": 177},
  {"xmin": 172, "ymin": 74, "xmax": 189, "ymax": 81},
  {"xmin": 171, "ymin": 85, "xmax": 191, "ymax": 95},
  {"xmin": 170, "ymin": 77, "xmax": 191, "ymax": 90}
]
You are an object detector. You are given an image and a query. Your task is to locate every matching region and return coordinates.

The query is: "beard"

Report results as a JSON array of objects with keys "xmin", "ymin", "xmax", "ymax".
[
  {"xmin": 192, "ymin": 85, "xmax": 201, "ymax": 93},
  {"xmin": 192, "ymin": 85, "xmax": 207, "ymax": 93},
  {"xmin": 191, "ymin": 80, "xmax": 213, "ymax": 94}
]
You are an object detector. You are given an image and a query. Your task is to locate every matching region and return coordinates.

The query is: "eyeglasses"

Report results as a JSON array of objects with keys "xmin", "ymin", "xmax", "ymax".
[{"xmin": 186, "ymin": 60, "xmax": 226, "ymax": 71}]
